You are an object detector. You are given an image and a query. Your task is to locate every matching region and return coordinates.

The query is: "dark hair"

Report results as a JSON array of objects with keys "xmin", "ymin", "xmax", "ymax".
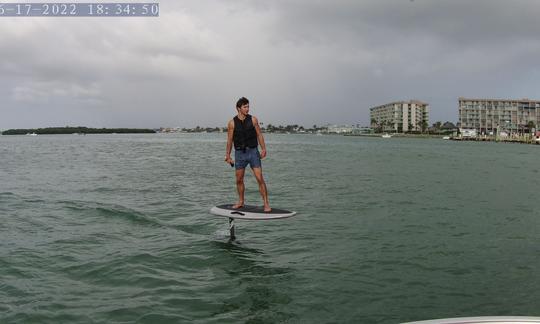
[{"xmin": 236, "ymin": 97, "xmax": 249, "ymax": 109}]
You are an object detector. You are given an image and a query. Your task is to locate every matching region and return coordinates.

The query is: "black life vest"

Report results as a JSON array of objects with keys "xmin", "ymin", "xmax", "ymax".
[{"xmin": 233, "ymin": 114, "xmax": 258, "ymax": 150}]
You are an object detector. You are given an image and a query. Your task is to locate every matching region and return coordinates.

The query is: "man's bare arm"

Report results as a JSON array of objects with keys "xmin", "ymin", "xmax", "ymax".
[
  {"xmin": 252, "ymin": 116, "xmax": 267, "ymax": 158},
  {"xmin": 225, "ymin": 120, "xmax": 234, "ymax": 164}
]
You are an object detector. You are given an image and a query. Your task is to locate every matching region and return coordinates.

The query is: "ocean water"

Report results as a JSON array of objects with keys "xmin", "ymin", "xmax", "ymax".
[{"xmin": 1, "ymin": 133, "xmax": 539, "ymax": 323}]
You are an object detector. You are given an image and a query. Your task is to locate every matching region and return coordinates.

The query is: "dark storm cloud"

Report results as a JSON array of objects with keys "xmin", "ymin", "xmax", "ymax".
[
  {"xmin": 264, "ymin": 0, "xmax": 540, "ymax": 46},
  {"xmin": 246, "ymin": 0, "xmax": 540, "ymax": 123}
]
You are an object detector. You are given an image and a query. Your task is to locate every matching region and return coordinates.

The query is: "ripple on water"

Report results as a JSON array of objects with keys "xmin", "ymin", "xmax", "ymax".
[{"xmin": 2, "ymin": 134, "xmax": 540, "ymax": 323}]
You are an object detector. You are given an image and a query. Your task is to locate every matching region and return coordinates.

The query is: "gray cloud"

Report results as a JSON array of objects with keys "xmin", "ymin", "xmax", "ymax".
[{"xmin": 1, "ymin": 0, "xmax": 540, "ymax": 129}]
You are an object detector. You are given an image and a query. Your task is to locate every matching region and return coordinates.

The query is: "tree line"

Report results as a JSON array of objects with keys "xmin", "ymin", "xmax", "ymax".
[
  {"xmin": 1, "ymin": 127, "xmax": 156, "ymax": 135},
  {"xmin": 370, "ymin": 119, "xmax": 457, "ymax": 134},
  {"xmin": 173, "ymin": 124, "xmax": 326, "ymax": 133}
]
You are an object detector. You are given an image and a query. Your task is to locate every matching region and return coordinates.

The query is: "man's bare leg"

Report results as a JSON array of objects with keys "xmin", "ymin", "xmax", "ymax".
[
  {"xmin": 233, "ymin": 168, "xmax": 245, "ymax": 208},
  {"xmin": 251, "ymin": 167, "xmax": 270, "ymax": 212}
]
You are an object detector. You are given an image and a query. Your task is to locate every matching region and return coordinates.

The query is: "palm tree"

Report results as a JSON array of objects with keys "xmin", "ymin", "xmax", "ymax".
[
  {"xmin": 432, "ymin": 121, "xmax": 442, "ymax": 134},
  {"xmin": 527, "ymin": 121, "xmax": 536, "ymax": 133},
  {"xmin": 421, "ymin": 121, "xmax": 428, "ymax": 133},
  {"xmin": 386, "ymin": 120, "xmax": 394, "ymax": 133}
]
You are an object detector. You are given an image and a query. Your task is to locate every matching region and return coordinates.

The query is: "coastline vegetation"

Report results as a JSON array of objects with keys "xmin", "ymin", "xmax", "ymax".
[
  {"xmin": 1, "ymin": 127, "xmax": 156, "ymax": 135},
  {"xmin": 370, "ymin": 119, "xmax": 457, "ymax": 135},
  {"xmin": 160, "ymin": 124, "xmax": 327, "ymax": 134}
]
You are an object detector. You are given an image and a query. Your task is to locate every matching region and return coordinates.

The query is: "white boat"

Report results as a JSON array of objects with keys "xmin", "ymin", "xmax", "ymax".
[
  {"xmin": 26, "ymin": 132, "xmax": 37, "ymax": 136},
  {"xmin": 442, "ymin": 136, "xmax": 451, "ymax": 140},
  {"xmin": 404, "ymin": 316, "xmax": 540, "ymax": 324},
  {"xmin": 382, "ymin": 133, "xmax": 392, "ymax": 138}
]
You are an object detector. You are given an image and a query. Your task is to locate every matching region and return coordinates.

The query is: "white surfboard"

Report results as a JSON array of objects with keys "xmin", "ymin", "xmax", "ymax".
[
  {"xmin": 404, "ymin": 316, "xmax": 540, "ymax": 324},
  {"xmin": 210, "ymin": 204, "xmax": 297, "ymax": 220}
]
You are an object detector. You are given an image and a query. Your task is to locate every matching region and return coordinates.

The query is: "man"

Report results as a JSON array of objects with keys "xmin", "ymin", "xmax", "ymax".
[{"xmin": 224, "ymin": 97, "xmax": 271, "ymax": 212}]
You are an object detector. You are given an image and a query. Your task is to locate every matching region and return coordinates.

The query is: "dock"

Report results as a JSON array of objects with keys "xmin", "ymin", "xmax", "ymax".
[{"xmin": 451, "ymin": 135, "xmax": 540, "ymax": 145}]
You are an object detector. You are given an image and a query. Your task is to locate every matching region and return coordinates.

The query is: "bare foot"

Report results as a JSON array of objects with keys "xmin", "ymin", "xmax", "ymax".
[
  {"xmin": 232, "ymin": 202, "xmax": 244, "ymax": 209},
  {"xmin": 263, "ymin": 206, "xmax": 271, "ymax": 212}
]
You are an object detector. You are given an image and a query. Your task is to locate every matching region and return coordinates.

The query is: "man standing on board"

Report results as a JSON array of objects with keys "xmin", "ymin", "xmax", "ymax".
[{"xmin": 224, "ymin": 97, "xmax": 271, "ymax": 212}]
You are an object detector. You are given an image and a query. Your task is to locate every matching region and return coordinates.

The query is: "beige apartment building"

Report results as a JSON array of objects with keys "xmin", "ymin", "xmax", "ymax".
[
  {"xmin": 458, "ymin": 98, "xmax": 540, "ymax": 135},
  {"xmin": 370, "ymin": 100, "xmax": 429, "ymax": 132}
]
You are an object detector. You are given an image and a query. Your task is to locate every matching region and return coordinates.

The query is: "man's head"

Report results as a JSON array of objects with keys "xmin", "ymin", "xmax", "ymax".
[{"xmin": 236, "ymin": 97, "xmax": 250, "ymax": 115}]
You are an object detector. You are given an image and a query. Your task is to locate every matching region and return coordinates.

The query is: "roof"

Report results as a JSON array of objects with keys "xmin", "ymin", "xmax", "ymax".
[
  {"xmin": 458, "ymin": 97, "xmax": 540, "ymax": 103},
  {"xmin": 370, "ymin": 100, "xmax": 429, "ymax": 110}
]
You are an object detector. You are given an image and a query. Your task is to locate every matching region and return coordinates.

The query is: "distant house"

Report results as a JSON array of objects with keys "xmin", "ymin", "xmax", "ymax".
[
  {"xmin": 351, "ymin": 127, "xmax": 373, "ymax": 135},
  {"xmin": 326, "ymin": 125, "xmax": 354, "ymax": 134},
  {"xmin": 441, "ymin": 122, "xmax": 456, "ymax": 130},
  {"xmin": 460, "ymin": 128, "xmax": 477, "ymax": 138}
]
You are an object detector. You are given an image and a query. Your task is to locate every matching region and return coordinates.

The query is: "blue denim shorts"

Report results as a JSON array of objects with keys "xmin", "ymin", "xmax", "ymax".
[{"xmin": 234, "ymin": 147, "xmax": 261, "ymax": 170}]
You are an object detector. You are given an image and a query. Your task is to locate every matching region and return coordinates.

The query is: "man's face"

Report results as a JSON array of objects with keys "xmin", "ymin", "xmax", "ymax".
[{"xmin": 238, "ymin": 103, "xmax": 249, "ymax": 115}]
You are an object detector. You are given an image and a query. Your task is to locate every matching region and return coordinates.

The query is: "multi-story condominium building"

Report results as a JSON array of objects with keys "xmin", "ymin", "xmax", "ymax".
[
  {"xmin": 458, "ymin": 98, "xmax": 540, "ymax": 135},
  {"xmin": 370, "ymin": 100, "xmax": 429, "ymax": 132}
]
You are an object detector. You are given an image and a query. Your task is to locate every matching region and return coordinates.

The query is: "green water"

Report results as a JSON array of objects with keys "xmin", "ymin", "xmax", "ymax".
[{"xmin": 1, "ymin": 133, "xmax": 539, "ymax": 323}]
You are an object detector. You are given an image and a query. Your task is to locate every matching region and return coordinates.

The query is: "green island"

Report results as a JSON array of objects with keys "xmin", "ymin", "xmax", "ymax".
[{"xmin": 1, "ymin": 127, "xmax": 156, "ymax": 135}]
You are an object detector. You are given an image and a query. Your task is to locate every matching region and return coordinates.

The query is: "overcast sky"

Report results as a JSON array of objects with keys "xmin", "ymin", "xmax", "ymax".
[{"xmin": 1, "ymin": 0, "xmax": 540, "ymax": 129}]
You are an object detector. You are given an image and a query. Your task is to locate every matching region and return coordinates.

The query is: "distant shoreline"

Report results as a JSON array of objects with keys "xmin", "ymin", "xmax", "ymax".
[
  {"xmin": 344, "ymin": 133, "xmax": 444, "ymax": 139},
  {"xmin": 1, "ymin": 127, "xmax": 156, "ymax": 135}
]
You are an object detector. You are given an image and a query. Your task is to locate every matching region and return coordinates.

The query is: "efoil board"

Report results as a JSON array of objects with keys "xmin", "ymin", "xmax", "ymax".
[{"xmin": 210, "ymin": 204, "xmax": 297, "ymax": 220}]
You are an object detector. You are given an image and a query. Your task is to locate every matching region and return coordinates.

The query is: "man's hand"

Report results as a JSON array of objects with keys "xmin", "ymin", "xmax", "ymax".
[
  {"xmin": 225, "ymin": 156, "xmax": 234, "ymax": 166},
  {"xmin": 260, "ymin": 149, "xmax": 267, "ymax": 159}
]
